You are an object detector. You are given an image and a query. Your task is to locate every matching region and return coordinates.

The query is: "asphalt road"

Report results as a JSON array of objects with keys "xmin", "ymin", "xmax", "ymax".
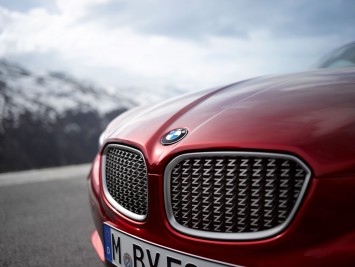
[{"xmin": 0, "ymin": 165, "xmax": 103, "ymax": 267}]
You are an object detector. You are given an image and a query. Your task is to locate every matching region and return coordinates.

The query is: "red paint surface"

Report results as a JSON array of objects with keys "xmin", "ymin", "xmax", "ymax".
[
  {"xmin": 89, "ymin": 68, "xmax": 355, "ymax": 266},
  {"xmin": 91, "ymin": 230, "xmax": 105, "ymax": 263}
]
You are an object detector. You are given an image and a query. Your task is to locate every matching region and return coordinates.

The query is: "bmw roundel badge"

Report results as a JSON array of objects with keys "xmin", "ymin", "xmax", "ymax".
[{"xmin": 161, "ymin": 128, "xmax": 188, "ymax": 145}]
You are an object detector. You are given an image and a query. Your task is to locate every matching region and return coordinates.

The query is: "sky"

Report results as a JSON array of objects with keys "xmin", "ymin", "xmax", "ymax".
[{"xmin": 0, "ymin": 0, "xmax": 354, "ymax": 93}]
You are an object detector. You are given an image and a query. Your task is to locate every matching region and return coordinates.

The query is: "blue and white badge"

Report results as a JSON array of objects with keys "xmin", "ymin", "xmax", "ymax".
[{"xmin": 161, "ymin": 128, "xmax": 188, "ymax": 145}]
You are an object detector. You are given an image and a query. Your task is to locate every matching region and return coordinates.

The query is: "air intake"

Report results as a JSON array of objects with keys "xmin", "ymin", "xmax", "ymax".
[
  {"xmin": 164, "ymin": 152, "xmax": 311, "ymax": 240},
  {"xmin": 102, "ymin": 144, "xmax": 148, "ymax": 221}
]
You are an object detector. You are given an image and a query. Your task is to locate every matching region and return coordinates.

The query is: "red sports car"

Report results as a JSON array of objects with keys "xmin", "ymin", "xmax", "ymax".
[{"xmin": 88, "ymin": 43, "xmax": 355, "ymax": 267}]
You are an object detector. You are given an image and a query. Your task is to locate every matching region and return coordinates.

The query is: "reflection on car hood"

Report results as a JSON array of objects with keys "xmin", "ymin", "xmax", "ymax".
[{"xmin": 104, "ymin": 68, "xmax": 355, "ymax": 177}]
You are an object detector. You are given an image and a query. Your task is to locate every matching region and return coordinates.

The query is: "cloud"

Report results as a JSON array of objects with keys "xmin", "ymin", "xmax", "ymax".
[
  {"xmin": 80, "ymin": 0, "xmax": 355, "ymax": 40},
  {"xmin": 0, "ymin": 0, "xmax": 354, "ymax": 92}
]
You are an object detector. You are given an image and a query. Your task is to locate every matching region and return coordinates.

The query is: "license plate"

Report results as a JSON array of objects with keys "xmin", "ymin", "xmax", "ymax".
[{"xmin": 103, "ymin": 222, "xmax": 238, "ymax": 267}]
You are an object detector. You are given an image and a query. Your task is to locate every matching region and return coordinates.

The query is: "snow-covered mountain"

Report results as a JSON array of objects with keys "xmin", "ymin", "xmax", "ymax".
[
  {"xmin": 0, "ymin": 60, "xmax": 136, "ymax": 127},
  {"xmin": 0, "ymin": 60, "xmax": 137, "ymax": 172}
]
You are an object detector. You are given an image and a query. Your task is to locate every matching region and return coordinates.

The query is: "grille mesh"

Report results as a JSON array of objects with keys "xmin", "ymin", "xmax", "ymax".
[
  {"xmin": 104, "ymin": 146, "xmax": 148, "ymax": 217},
  {"xmin": 169, "ymin": 154, "xmax": 308, "ymax": 234}
]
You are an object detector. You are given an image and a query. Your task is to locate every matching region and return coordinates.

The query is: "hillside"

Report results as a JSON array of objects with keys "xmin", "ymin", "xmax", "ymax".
[{"xmin": 0, "ymin": 60, "xmax": 135, "ymax": 172}]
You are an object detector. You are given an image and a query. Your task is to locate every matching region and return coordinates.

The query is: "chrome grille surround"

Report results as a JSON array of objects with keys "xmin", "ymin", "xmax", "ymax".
[
  {"xmin": 164, "ymin": 152, "xmax": 311, "ymax": 240},
  {"xmin": 102, "ymin": 144, "xmax": 148, "ymax": 221}
]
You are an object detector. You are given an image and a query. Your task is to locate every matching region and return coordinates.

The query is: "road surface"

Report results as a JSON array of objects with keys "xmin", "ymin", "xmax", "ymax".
[{"xmin": 0, "ymin": 164, "xmax": 103, "ymax": 267}]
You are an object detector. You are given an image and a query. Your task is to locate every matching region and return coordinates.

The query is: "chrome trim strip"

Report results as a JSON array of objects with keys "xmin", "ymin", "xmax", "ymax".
[
  {"xmin": 102, "ymin": 144, "xmax": 148, "ymax": 221},
  {"xmin": 164, "ymin": 151, "xmax": 312, "ymax": 241}
]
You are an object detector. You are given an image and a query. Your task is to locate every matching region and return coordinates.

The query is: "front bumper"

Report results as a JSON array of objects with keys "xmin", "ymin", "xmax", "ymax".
[{"xmin": 88, "ymin": 155, "xmax": 355, "ymax": 267}]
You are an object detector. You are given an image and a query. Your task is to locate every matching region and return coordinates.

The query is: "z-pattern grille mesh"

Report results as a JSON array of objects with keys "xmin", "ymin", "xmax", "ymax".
[
  {"xmin": 170, "ymin": 155, "xmax": 308, "ymax": 233},
  {"xmin": 105, "ymin": 146, "xmax": 148, "ymax": 216}
]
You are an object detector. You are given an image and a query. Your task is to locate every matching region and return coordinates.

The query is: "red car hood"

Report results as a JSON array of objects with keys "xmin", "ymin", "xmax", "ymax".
[{"xmin": 104, "ymin": 68, "xmax": 355, "ymax": 177}]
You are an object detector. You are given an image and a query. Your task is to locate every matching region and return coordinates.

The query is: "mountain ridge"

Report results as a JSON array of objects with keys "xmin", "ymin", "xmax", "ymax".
[{"xmin": 0, "ymin": 59, "xmax": 135, "ymax": 172}]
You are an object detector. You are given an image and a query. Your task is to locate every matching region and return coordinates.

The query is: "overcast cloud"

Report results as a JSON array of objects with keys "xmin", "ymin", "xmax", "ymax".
[{"xmin": 0, "ymin": 0, "xmax": 354, "ymax": 92}]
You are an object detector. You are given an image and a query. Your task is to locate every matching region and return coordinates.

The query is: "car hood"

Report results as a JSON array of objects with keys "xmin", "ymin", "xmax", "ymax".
[{"xmin": 103, "ymin": 68, "xmax": 355, "ymax": 177}]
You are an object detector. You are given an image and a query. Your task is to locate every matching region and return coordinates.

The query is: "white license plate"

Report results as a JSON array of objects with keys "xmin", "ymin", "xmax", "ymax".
[{"xmin": 103, "ymin": 222, "xmax": 237, "ymax": 267}]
